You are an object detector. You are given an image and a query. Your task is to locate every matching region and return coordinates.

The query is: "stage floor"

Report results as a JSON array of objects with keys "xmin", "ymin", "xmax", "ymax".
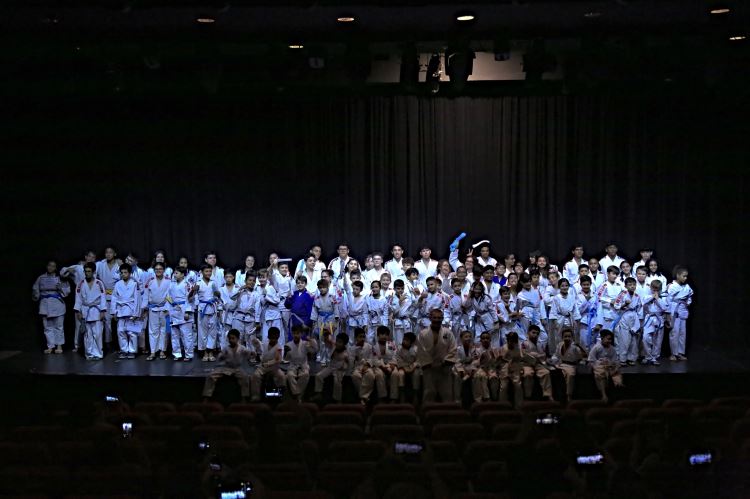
[{"xmin": 1, "ymin": 345, "xmax": 748, "ymax": 378}]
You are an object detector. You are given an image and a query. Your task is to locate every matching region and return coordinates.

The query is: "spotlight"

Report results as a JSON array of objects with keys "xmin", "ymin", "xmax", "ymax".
[
  {"xmin": 196, "ymin": 16, "xmax": 216, "ymax": 24},
  {"xmin": 710, "ymin": 7, "xmax": 730, "ymax": 15},
  {"xmin": 729, "ymin": 35, "xmax": 746, "ymax": 41},
  {"xmin": 583, "ymin": 11, "xmax": 602, "ymax": 18},
  {"xmin": 289, "ymin": 44, "xmax": 304, "ymax": 49},
  {"xmin": 337, "ymin": 15, "xmax": 356, "ymax": 23},
  {"xmin": 456, "ymin": 12, "xmax": 475, "ymax": 22}
]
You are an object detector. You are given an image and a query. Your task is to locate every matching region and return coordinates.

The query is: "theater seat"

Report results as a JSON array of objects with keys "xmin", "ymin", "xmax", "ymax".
[
  {"xmin": 191, "ymin": 424, "xmax": 244, "ymax": 442},
  {"xmin": 470, "ymin": 401, "xmax": 513, "ymax": 418},
  {"xmin": 567, "ymin": 400, "xmax": 608, "ymax": 413},
  {"xmin": 431, "ymin": 423, "xmax": 485, "ymax": 450},
  {"xmin": 710, "ymin": 396, "xmax": 750, "ymax": 410},
  {"xmin": 477, "ymin": 410, "xmax": 523, "ymax": 431},
  {"xmin": 614, "ymin": 399, "xmax": 656, "ymax": 411},
  {"xmin": 317, "ymin": 411, "xmax": 364, "ymax": 427},
  {"xmin": 520, "ymin": 400, "xmax": 561, "ymax": 413},
  {"xmin": 227, "ymin": 403, "xmax": 271, "ymax": 414},
  {"xmin": 317, "ymin": 403, "xmax": 366, "ymax": 416},
  {"xmin": 317, "ymin": 461, "xmax": 375, "ymax": 497},
  {"xmin": 369, "ymin": 411, "xmax": 418, "ymax": 426},
  {"xmin": 206, "ymin": 412, "xmax": 256, "ymax": 440},
  {"xmin": 372, "ymin": 403, "xmax": 416, "ymax": 414},
  {"xmin": 327, "ymin": 440, "xmax": 386, "ymax": 463},
  {"xmin": 691, "ymin": 406, "xmax": 744, "ymax": 422},
  {"xmin": 369, "ymin": 424, "xmax": 425, "ymax": 442},
  {"xmin": 157, "ymin": 411, "xmax": 204, "ymax": 428},
  {"xmin": 662, "ymin": 399, "xmax": 705, "ymax": 409},
  {"xmin": 0, "ymin": 442, "xmax": 51, "ymax": 466},
  {"xmin": 180, "ymin": 401, "xmax": 223, "ymax": 416},
  {"xmin": 133, "ymin": 402, "xmax": 176, "ymax": 416},
  {"xmin": 423, "ymin": 410, "xmax": 472, "ymax": 433},
  {"xmin": 420, "ymin": 402, "xmax": 462, "ymax": 417}
]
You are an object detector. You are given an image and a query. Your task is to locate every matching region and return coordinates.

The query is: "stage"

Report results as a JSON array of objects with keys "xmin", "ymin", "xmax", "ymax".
[{"xmin": 1, "ymin": 346, "xmax": 749, "ymax": 410}]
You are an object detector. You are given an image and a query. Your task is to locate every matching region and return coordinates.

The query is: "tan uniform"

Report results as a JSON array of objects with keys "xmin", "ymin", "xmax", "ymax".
[
  {"xmin": 202, "ymin": 344, "xmax": 252, "ymax": 398},
  {"xmin": 315, "ymin": 348, "xmax": 350, "ymax": 401},
  {"xmin": 521, "ymin": 339, "xmax": 552, "ymax": 398},
  {"xmin": 285, "ymin": 338, "xmax": 318, "ymax": 397},
  {"xmin": 476, "ymin": 345, "xmax": 500, "ymax": 401},
  {"xmin": 391, "ymin": 344, "xmax": 421, "ymax": 399},
  {"xmin": 552, "ymin": 342, "xmax": 587, "ymax": 398},
  {"xmin": 497, "ymin": 344, "xmax": 524, "ymax": 406},
  {"xmin": 453, "ymin": 343, "xmax": 483, "ymax": 403},
  {"xmin": 250, "ymin": 340, "xmax": 285, "ymax": 401}
]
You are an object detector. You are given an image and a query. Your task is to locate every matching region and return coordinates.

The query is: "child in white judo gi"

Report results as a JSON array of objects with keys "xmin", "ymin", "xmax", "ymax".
[
  {"xmin": 168, "ymin": 266, "xmax": 194, "ymax": 361},
  {"xmin": 32, "ymin": 260, "xmax": 71, "ymax": 354},
  {"xmin": 667, "ymin": 265, "xmax": 693, "ymax": 361},
  {"xmin": 73, "ymin": 262, "xmax": 106, "ymax": 360},
  {"xmin": 110, "ymin": 264, "xmax": 143, "ymax": 359}
]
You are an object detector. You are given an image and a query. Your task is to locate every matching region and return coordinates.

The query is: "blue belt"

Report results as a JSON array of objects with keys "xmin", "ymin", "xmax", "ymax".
[
  {"xmin": 41, "ymin": 293, "xmax": 63, "ymax": 300},
  {"xmin": 199, "ymin": 299, "xmax": 216, "ymax": 319},
  {"xmin": 170, "ymin": 300, "xmax": 186, "ymax": 307}
]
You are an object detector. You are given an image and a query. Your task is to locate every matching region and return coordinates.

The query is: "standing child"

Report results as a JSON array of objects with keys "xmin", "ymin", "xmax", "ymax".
[
  {"xmin": 311, "ymin": 279, "xmax": 340, "ymax": 340},
  {"xmin": 465, "ymin": 281, "xmax": 499, "ymax": 343},
  {"xmin": 202, "ymin": 329, "xmax": 252, "ymax": 403},
  {"xmin": 563, "ymin": 244, "xmax": 585, "ymax": 284},
  {"xmin": 96, "ymin": 246, "xmax": 121, "ymax": 347},
  {"xmin": 521, "ymin": 325, "xmax": 553, "ymax": 401},
  {"xmin": 389, "ymin": 279, "xmax": 414, "ymax": 346},
  {"xmin": 218, "ymin": 271, "xmax": 239, "ymax": 350},
  {"xmin": 516, "ymin": 273, "xmax": 548, "ymax": 349},
  {"xmin": 576, "ymin": 276, "xmax": 602, "ymax": 348},
  {"xmin": 613, "ymin": 277, "xmax": 642, "ymax": 366},
  {"xmin": 61, "ymin": 250, "xmax": 97, "ymax": 353},
  {"xmin": 391, "ymin": 332, "xmax": 420, "ymax": 402},
  {"xmin": 168, "ymin": 266, "xmax": 194, "ymax": 361},
  {"xmin": 415, "ymin": 246, "xmax": 438, "ymax": 286},
  {"xmin": 365, "ymin": 281, "xmax": 389, "ymax": 344},
  {"xmin": 143, "ymin": 262, "xmax": 172, "ymax": 360},
  {"xmin": 641, "ymin": 280, "xmax": 668, "ymax": 366},
  {"xmin": 258, "ymin": 269, "xmax": 284, "ymax": 345},
  {"xmin": 110, "ymin": 264, "xmax": 143, "ymax": 359},
  {"xmin": 191, "ymin": 264, "xmax": 221, "ymax": 362},
  {"xmin": 667, "ymin": 265, "xmax": 693, "ymax": 361},
  {"xmin": 588, "ymin": 330, "xmax": 622, "ymax": 403},
  {"xmin": 588, "ymin": 258, "xmax": 606, "ymax": 289},
  {"xmin": 314, "ymin": 332, "xmax": 351, "ymax": 402},
  {"xmin": 548, "ymin": 278, "xmax": 581, "ymax": 355},
  {"xmin": 285, "ymin": 324, "xmax": 318, "ymax": 401},
  {"xmin": 231, "ymin": 270, "xmax": 262, "ymax": 349},
  {"xmin": 73, "ymin": 262, "xmax": 106, "ymax": 360},
  {"xmin": 342, "ymin": 280, "xmax": 368, "ymax": 344},
  {"xmin": 448, "ymin": 278, "xmax": 469, "ymax": 340},
  {"xmin": 551, "ymin": 327, "xmax": 587, "ymax": 402},
  {"xmin": 417, "ymin": 277, "xmax": 451, "ymax": 330},
  {"xmin": 250, "ymin": 327, "xmax": 285, "ymax": 402},
  {"xmin": 284, "ymin": 276, "xmax": 314, "ymax": 339},
  {"xmin": 32, "ymin": 260, "xmax": 71, "ymax": 354},
  {"xmin": 498, "ymin": 286, "xmax": 523, "ymax": 344},
  {"xmin": 597, "ymin": 266, "xmax": 625, "ymax": 332},
  {"xmin": 270, "ymin": 260, "xmax": 295, "ymax": 341}
]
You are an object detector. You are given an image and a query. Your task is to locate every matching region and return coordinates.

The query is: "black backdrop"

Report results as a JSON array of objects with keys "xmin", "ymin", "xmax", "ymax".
[{"xmin": 2, "ymin": 91, "xmax": 747, "ymax": 351}]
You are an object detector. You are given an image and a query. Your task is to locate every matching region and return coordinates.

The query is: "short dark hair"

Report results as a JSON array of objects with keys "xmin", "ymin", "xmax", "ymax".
[
  {"xmin": 268, "ymin": 327, "xmax": 280, "ymax": 339},
  {"xmin": 528, "ymin": 324, "xmax": 541, "ymax": 333},
  {"xmin": 354, "ymin": 327, "xmax": 366, "ymax": 338},
  {"xmin": 403, "ymin": 332, "xmax": 417, "ymax": 344},
  {"xmin": 227, "ymin": 329, "xmax": 240, "ymax": 339},
  {"xmin": 376, "ymin": 326, "xmax": 390, "ymax": 337},
  {"xmin": 119, "ymin": 263, "xmax": 131, "ymax": 273},
  {"xmin": 600, "ymin": 329, "xmax": 614, "ymax": 340}
]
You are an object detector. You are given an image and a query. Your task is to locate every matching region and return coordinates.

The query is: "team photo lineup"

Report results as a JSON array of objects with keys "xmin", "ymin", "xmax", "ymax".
[{"xmin": 32, "ymin": 236, "xmax": 694, "ymax": 406}]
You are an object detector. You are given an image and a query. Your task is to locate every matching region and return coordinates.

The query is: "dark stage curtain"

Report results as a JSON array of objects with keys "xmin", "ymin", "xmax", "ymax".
[{"xmin": 2, "ymin": 92, "xmax": 747, "ymax": 351}]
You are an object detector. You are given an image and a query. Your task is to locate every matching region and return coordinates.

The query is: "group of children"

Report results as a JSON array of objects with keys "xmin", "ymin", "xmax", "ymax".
[{"xmin": 33, "ymin": 239, "xmax": 693, "ymax": 403}]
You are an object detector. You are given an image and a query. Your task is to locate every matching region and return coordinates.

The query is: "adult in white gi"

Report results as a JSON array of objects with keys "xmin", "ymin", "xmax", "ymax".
[{"xmin": 417, "ymin": 308, "xmax": 458, "ymax": 403}]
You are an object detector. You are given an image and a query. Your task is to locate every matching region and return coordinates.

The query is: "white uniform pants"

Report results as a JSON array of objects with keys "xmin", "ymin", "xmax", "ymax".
[
  {"xmin": 117, "ymin": 320, "xmax": 140, "ymax": 354},
  {"xmin": 84, "ymin": 320, "xmax": 103, "ymax": 359},
  {"xmin": 43, "ymin": 316, "xmax": 64, "ymax": 348},
  {"xmin": 170, "ymin": 322, "xmax": 194, "ymax": 359},
  {"xmin": 197, "ymin": 313, "xmax": 218, "ymax": 351},
  {"xmin": 148, "ymin": 310, "xmax": 169, "ymax": 353},
  {"xmin": 670, "ymin": 316, "xmax": 687, "ymax": 357}
]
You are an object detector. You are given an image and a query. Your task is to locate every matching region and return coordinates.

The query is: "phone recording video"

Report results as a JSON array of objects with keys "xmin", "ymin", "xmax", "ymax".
[
  {"xmin": 688, "ymin": 451, "xmax": 713, "ymax": 466},
  {"xmin": 121, "ymin": 421, "xmax": 133, "ymax": 438},
  {"xmin": 535, "ymin": 413, "xmax": 560, "ymax": 425},
  {"xmin": 217, "ymin": 481, "xmax": 253, "ymax": 499},
  {"xmin": 576, "ymin": 452, "xmax": 605, "ymax": 466}
]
